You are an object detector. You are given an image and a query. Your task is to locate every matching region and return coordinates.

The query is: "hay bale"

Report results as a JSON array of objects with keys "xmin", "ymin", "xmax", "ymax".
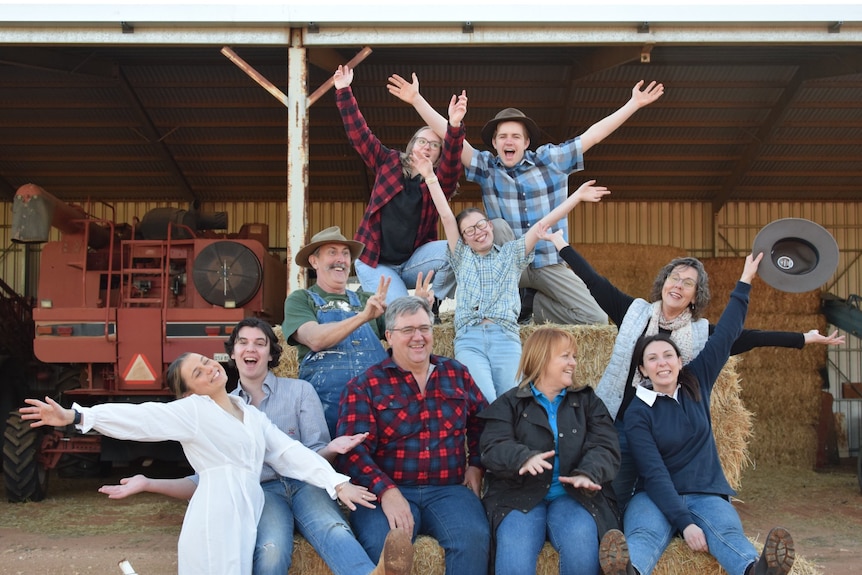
[
  {"xmin": 578, "ymin": 243, "xmax": 687, "ymax": 301},
  {"xmin": 270, "ymin": 314, "xmax": 814, "ymax": 574},
  {"xmin": 700, "ymin": 258, "xmax": 828, "ymax": 470}
]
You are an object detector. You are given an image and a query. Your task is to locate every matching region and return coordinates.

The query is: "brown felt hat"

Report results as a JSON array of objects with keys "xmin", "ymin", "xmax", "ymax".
[
  {"xmin": 295, "ymin": 226, "xmax": 364, "ymax": 268},
  {"xmin": 481, "ymin": 108, "xmax": 541, "ymax": 150},
  {"xmin": 752, "ymin": 218, "xmax": 839, "ymax": 293}
]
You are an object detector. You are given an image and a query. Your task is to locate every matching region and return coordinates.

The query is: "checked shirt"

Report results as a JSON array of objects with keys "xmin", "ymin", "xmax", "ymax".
[{"xmin": 336, "ymin": 354, "xmax": 487, "ymax": 497}]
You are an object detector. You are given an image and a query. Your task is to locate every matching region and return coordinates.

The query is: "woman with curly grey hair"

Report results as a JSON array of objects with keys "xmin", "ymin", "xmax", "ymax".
[{"xmin": 540, "ymin": 230, "xmax": 844, "ymax": 511}]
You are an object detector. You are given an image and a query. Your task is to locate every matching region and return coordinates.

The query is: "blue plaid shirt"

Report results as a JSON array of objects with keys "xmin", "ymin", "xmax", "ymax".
[
  {"xmin": 450, "ymin": 235, "xmax": 533, "ymax": 338},
  {"xmin": 466, "ymin": 137, "xmax": 585, "ymax": 268}
]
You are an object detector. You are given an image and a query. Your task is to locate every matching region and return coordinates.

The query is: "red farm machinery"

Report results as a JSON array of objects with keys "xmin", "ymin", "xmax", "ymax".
[{"xmin": 2, "ymin": 184, "xmax": 285, "ymax": 501}]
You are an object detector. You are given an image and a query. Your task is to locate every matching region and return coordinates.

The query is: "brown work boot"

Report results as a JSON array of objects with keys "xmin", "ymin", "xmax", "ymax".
[
  {"xmin": 370, "ymin": 527, "xmax": 414, "ymax": 575},
  {"xmin": 752, "ymin": 527, "xmax": 795, "ymax": 575},
  {"xmin": 599, "ymin": 529, "xmax": 636, "ymax": 575}
]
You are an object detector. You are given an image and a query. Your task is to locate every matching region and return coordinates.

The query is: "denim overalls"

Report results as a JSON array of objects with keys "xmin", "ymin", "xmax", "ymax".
[{"xmin": 298, "ymin": 289, "xmax": 387, "ymax": 438}]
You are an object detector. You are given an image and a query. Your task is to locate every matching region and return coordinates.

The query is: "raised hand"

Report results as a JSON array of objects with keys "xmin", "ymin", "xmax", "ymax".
[
  {"xmin": 447, "ymin": 90, "xmax": 468, "ymax": 127},
  {"xmin": 803, "ymin": 329, "xmax": 845, "ymax": 346},
  {"xmin": 410, "ymin": 148, "xmax": 434, "ymax": 179},
  {"xmin": 387, "ymin": 72, "xmax": 420, "ymax": 105},
  {"xmin": 518, "ymin": 450, "xmax": 555, "ymax": 476},
  {"xmin": 631, "ymin": 80, "xmax": 665, "ymax": 108},
  {"xmin": 414, "ymin": 270, "xmax": 435, "ymax": 305},
  {"xmin": 363, "ymin": 276, "xmax": 390, "ymax": 320},
  {"xmin": 333, "ymin": 65, "xmax": 354, "ymax": 90},
  {"xmin": 572, "ymin": 180, "xmax": 611, "ymax": 203},
  {"xmin": 741, "ymin": 251, "xmax": 764, "ymax": 284}
]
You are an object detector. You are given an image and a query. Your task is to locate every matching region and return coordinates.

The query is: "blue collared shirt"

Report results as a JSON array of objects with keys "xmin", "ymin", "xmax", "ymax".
[
  {"xmin": 232, "ymin": 371, "xmax": 331, "ymax": 482},
  {"xmin": 530, "ymin": 383, "xmax": 567, "ymax": 501},
  {"xmin": 466, "ymin": 137, "xmax": 585, "ymax": 268}
]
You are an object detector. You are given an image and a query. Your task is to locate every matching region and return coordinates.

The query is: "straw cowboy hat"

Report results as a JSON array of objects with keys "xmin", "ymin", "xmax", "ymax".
[
  {"xmin": 481, "ymin": 108, "xmax": 542, "ymax": 150},
  {"xmin": 295, "ymin": 226, "xmax": 365, "ymax": 268},
  {"xmin": 752, "ymin": 218, "xmax": 839, "ymax": 293}
]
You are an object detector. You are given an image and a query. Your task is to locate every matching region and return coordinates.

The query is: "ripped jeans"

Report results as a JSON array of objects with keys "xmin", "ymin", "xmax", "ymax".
[{"xmin": 255, "ymin": 476, "xmax": 376, "ymax": 575}]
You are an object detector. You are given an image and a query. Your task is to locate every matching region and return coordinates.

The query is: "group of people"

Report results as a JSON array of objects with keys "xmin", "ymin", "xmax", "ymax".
[{"xmin": 21, "ymin": 67, "xmax": 845, "ymax": 575}]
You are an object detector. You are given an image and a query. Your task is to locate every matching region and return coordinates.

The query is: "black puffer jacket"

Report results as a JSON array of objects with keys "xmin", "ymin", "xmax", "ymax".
[{"xmin": 479, "ymin": 383, "xmax": 621, "ymax": 569}]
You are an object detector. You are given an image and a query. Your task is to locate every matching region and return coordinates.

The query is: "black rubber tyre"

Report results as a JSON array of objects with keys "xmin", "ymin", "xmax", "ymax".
[{"xmin": 3, "ymin": 411, "xmax": 48, "ymax": 502}]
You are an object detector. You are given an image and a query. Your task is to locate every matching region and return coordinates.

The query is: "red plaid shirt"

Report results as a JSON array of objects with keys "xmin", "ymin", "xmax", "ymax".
[
  {"xmin": 336, "ymin": 354, "xmax": 487, "ymax": 496},
  {"xmin": 336, "ymin": 87, "xmax": 464, "ymax": 267}
]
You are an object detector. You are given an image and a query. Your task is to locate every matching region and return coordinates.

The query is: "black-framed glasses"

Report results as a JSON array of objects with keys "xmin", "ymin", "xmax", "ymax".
[
  {"xmin": 460, "ymin": 218, "xmax": 489, "ymax": 238},
  {"xmin": 414, "ymin": 137, "xmax": 441, "ymax": 150},
  {"xmin": 388, "ymin": 325, "xmax": 433, "ymax": 336}
]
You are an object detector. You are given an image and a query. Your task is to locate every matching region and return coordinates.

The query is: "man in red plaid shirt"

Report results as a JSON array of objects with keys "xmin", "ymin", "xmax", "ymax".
[{"xmin": 336, "ymin": 296, "xmax": 490, "ymax": 575}]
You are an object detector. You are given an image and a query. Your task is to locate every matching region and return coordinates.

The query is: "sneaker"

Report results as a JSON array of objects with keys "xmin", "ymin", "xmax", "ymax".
[
  {"xmin": 599, "ymin": 529, "xmax": 633, "ymax": 575},
  {"xmin": 753, "ymin": 527, "xmax": 795, "ymax": 575}
]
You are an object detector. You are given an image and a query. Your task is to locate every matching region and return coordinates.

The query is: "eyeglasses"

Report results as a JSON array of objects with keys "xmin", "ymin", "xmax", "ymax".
[
  {"xmin": 389, "ymin": 325, "xmax": 433, "ymax": 336},
  {"xmin": 666, "ymin": 274, "xmax": 697, "ymax": 290},
  {"xmin": 414, "ymin": 137, "xmax": 441, "ymax": 150},
  {"xmin": 460, "ymin": 218, "xmax": 489, "ymax": 238}
]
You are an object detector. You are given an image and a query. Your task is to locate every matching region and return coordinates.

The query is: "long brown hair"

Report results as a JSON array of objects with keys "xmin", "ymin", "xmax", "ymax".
[
  {"xmin": 517, "ymin": 327, "xmax": 578, "ymax": 389},
  {"xmin": 633, "ymin": 333, "xmax": 701, "ymax": 401}
]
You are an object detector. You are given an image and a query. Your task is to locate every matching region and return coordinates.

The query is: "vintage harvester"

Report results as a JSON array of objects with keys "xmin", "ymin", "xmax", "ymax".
[{"xmin": 3, "ymin": 184, "xmax": 285, "ymax": 501}]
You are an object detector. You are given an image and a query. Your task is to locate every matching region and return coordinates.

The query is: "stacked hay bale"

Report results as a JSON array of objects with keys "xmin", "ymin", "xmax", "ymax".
[
  {"xmin": 700, "ymin": 258, "xmax": 827, "ymax": 468},
  {"xmin": 273, "ymin": 308, "xmax": 817, "ymax": 575}
]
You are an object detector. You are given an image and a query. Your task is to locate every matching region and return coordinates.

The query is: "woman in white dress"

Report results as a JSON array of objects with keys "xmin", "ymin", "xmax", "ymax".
[{"xmin": 21, "ymin": 352, "xmax": 391, "ymax": 575}]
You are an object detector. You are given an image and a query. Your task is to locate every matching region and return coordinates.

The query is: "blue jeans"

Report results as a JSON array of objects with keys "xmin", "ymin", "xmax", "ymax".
[
  {"xmin": 350, "ymin": 484, "xmax": 490, "ymax": 575},
  {"xmin": 611, "ymin": 420, "xmax": 638, "ymax": 512},
  {"xmin": 256, "ymin": 477, "xmax": 376, "ymax": 575},
  {"xmin": 495, "ymin": 496, "xmax": 599, "ymax": 575},
  {"xmin": 454, "ymin": 323, "xmax": 521, "ymax": 402},
  {"xmin": 624, "ymin": 491, "xmax": 758, "ymax": 575},
  {"xmin": 354, "ymin": 240, "xmax": 456, "ymax": 302}
]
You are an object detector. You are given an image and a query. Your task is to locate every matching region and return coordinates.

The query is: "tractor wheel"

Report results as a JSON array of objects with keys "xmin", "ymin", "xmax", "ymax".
[{"xmin": 3, "ymin": 412, "xmax": 48, "ymax": 502}]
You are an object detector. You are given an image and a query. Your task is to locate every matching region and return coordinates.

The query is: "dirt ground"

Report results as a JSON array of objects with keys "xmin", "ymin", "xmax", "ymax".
[{"xmin": 1, "ymin": 460, "xmax": 860, "ymax": 575}]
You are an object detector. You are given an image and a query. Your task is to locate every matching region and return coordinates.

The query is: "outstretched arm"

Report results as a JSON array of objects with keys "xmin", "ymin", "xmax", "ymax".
[
  {"xmin": 523, "ymin": 180, "xmax": 610, "ymax": 252},
  {"xmin": 99, "ymin": 474, "xmax": 197, "ymax": 501},
  {"xmin": 580, "ymin": 80, "xmax": 664, "ymax": 153},
  {"xmin": 409, "ymin": 91, "xmax": 468, "ymax": 253},
  {"xmin": 388, "ymin": 73, "xmax": 475, "ymax": 167}
]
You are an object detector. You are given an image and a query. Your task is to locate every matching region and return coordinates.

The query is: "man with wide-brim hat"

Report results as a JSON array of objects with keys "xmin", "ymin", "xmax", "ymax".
[
  {"xmin": 388, "ymin": 73, "xmax": 664, "ymax": 326},
  {"xmin": 282, "ymin": 226, "xmax": 390, "ymax": 437}
]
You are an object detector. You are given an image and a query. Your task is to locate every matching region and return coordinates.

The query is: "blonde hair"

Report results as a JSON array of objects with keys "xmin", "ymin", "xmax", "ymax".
[
  {"xmin": 517, "ymin": 327, "xmax": 578, "ymax": 389},
  {"xmin": 399, "ymin": 126, "xmax": 441, "ymax": 178}
]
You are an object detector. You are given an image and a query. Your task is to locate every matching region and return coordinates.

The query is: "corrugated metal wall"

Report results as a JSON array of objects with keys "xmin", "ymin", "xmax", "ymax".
[{"xmin": 3, "ymin": 198, "xmax": 860, "ymax": 449}]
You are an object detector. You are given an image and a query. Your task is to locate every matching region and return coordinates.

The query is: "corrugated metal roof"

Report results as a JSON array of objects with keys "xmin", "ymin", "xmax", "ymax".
[{"xmin": 1, "ymin": 43, "xmax": 860, "ymax": 206}]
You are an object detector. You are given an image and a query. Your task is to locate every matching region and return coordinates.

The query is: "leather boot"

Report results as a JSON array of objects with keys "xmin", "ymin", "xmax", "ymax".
[
  {"xmin": 599, "ymin": 529, "xmax": 637, "ymax": 575},
  {"xmin": 370, "ymin": 527, "xmax": 414, "ymax": 575},
  {"xmin": 431, "ymin": 297, "xmax": 442, "ymax": 325},
  {"xmin": 752, "ymin": 527, "xmax": 795, "ymax": 575}
]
